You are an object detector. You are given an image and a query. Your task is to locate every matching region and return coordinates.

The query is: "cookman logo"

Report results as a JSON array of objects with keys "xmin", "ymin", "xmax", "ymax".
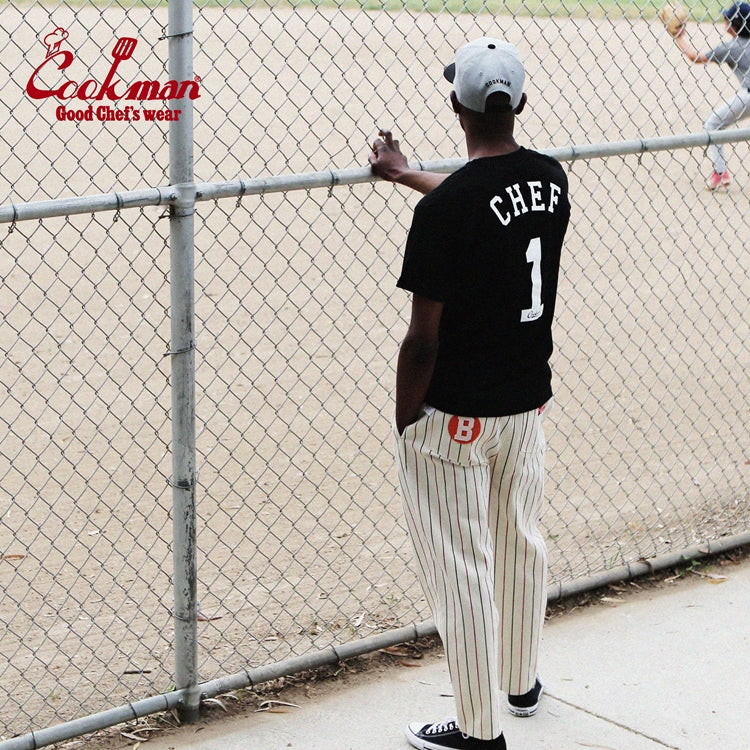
[{"xmin": 26, "ymin": 26, "xmax": 201, "ymax": 123}]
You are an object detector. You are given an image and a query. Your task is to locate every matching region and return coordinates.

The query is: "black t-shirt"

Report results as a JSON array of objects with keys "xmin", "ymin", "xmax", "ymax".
[{"xmin": 397, "ymin": 147, "xmax": 570, "ymax": 417}]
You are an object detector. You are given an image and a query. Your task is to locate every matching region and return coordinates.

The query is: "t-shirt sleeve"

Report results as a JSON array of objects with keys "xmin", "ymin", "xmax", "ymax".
[
  {"xmin": 396, "ymin": 194, "xmax": 457, "ymax": 303},
  {"xmin": 705, "ymin": 41, "xmax": 738, "ymax": 66}
]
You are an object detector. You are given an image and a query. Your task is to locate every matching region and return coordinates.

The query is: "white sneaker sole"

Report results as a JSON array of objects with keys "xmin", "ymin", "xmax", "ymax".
[
  {"xmin": 405, "ymin": 723, "xmax": 460, "ymax": 750},
  {"xmin": 507, "ymin": 681, "xmax": 544, "ymax": 717}
]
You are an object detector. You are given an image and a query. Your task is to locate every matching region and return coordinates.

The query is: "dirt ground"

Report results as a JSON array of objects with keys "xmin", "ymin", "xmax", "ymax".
[{"xmin": 1, "ymin": 3, "xmax": 748, "ymax": 745}]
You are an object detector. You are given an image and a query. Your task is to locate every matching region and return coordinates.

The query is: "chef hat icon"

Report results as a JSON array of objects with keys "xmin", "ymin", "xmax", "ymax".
[{"xmin": 43, "ymin": 27, "xmax": 69, "ymax": 58}]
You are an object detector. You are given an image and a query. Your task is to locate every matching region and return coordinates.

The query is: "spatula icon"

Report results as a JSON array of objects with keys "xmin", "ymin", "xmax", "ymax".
[
  {"xmin": 112, "ymin": 37, "xmax": 137, "ymax": 63},
  {"xmin": 97, "ymin": 36, "xmax": 138, "ymax": 100}
]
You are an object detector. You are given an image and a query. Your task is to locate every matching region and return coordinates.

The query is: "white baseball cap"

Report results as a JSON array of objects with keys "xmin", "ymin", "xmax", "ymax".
[{"xmin": 443, "ymin": 37, "xmax": 526, "ymax": 113}]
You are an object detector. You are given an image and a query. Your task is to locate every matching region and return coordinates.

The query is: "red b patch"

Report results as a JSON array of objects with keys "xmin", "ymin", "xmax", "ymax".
[{"xmin": 448, "ymin": 416, "xmax": 481, "ymax": 444}]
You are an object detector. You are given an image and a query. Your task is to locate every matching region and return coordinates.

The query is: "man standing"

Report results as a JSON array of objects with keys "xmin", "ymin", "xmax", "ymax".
[{"xmin": 370, "ymin": 39, "xmax": 570, "ymax": 750}]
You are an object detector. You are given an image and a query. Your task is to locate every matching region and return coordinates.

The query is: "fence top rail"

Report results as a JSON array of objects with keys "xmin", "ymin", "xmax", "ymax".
[{"xmin": 1, "ymin": 127, "xmax": 749, "ymax": 225}]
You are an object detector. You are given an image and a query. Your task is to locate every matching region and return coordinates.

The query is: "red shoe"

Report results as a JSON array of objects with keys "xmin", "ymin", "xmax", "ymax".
[{"xmin": 706, "ymin": 170, "xmax": 731, "ymax": 190}]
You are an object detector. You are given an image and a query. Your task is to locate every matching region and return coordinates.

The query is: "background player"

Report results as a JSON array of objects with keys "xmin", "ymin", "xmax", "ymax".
[
  {"xmin": 370, "ymin": 38, "xmax": 570, "ymax": 750},
  {"xmin": 670, "ymin": 2, "xmax": 750, "ymax": 189}
]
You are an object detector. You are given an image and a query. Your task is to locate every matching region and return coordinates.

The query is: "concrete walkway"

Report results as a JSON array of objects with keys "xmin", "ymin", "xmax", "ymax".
[{"xmin": 143, "ymin": 555, "xmax": 750, "ymax": 750}]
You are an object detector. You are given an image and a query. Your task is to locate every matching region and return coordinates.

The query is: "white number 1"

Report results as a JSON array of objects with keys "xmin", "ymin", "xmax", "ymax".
[{"xmin": 520, "ymin": 237, "xmax": 544, "ymax": 322}]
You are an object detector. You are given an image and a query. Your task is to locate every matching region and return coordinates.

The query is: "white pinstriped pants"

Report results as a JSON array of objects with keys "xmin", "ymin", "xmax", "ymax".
[{"xmin": 394, "ymin": 405, "xmax": 548, "ymax": 741}]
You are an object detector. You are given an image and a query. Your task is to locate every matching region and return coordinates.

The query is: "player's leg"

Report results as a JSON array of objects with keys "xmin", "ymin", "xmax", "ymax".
[
  {"xmin": 487, "ymin": 407, "xmax": 548, "ymax": 703},
  {"xmin": 394, "ymin": 408, "xmax": 504, "ymax": 741},
  {"xmin": 704, "ymin": 91, "xmax": 750, "ymax": 186}
]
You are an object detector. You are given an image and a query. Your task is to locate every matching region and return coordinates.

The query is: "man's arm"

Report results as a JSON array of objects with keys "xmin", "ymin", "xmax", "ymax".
[
  {"xmin": 369, "ymin": 130, "xmax": 448, "ymax": 194},
  {"xmin": 673, "ymin": 28, "xmax": 710, "ymax": 63},
  {"xmin": 395, "ymin": 294, "xmax": 442, "ymax": 434}
]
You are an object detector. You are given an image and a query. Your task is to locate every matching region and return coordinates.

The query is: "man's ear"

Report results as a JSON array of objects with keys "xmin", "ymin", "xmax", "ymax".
[
  {"xmin": 450, "ymin": 91, "xmax": 461, "ymax": 114},
  {"xmin": 515, "ymin": 92, "xmax": 528, "ymax": 115}
]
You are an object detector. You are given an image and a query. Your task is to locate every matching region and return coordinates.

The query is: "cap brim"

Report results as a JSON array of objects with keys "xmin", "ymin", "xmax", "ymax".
[{"xmin": 443, "ymin": 63, "xmax": 456, "ymax": 83}]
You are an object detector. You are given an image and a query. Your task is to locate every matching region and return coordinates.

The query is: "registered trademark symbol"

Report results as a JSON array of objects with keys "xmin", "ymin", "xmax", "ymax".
[{"xmin": 194, "ymin": 75, "xmax": 201, "ymax": 83}]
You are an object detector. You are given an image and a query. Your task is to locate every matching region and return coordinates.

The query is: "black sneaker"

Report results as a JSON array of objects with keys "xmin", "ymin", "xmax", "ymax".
[
  {"xmin": 507, "ymin": 676, "xmax": 544, "ymax": 717},
  {"xmin": 405, "ymin": 718, "xmax": 507, "ymax": 750}
]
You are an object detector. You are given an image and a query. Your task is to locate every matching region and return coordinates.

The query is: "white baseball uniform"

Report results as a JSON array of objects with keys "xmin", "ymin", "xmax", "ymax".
[{"xmin": 704, "ymin": 35, "xmax": 750, "ymax": 174}]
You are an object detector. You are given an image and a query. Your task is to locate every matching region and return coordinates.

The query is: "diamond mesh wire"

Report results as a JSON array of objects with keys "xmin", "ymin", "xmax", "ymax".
[{"xmin": 1, "ymin": 0, "xmax": 748, "ymax": 741}]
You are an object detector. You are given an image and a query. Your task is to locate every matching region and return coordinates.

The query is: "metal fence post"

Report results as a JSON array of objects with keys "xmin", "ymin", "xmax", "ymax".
[{"xmin": 168, "ymin": 0, "xmax": 200, "ymax": 724}]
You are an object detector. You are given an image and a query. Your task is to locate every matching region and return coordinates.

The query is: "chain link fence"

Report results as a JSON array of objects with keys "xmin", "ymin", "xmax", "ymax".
[{"xmin": 1, "ymin": 0, "xmax": 749, "ymax": 744}]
